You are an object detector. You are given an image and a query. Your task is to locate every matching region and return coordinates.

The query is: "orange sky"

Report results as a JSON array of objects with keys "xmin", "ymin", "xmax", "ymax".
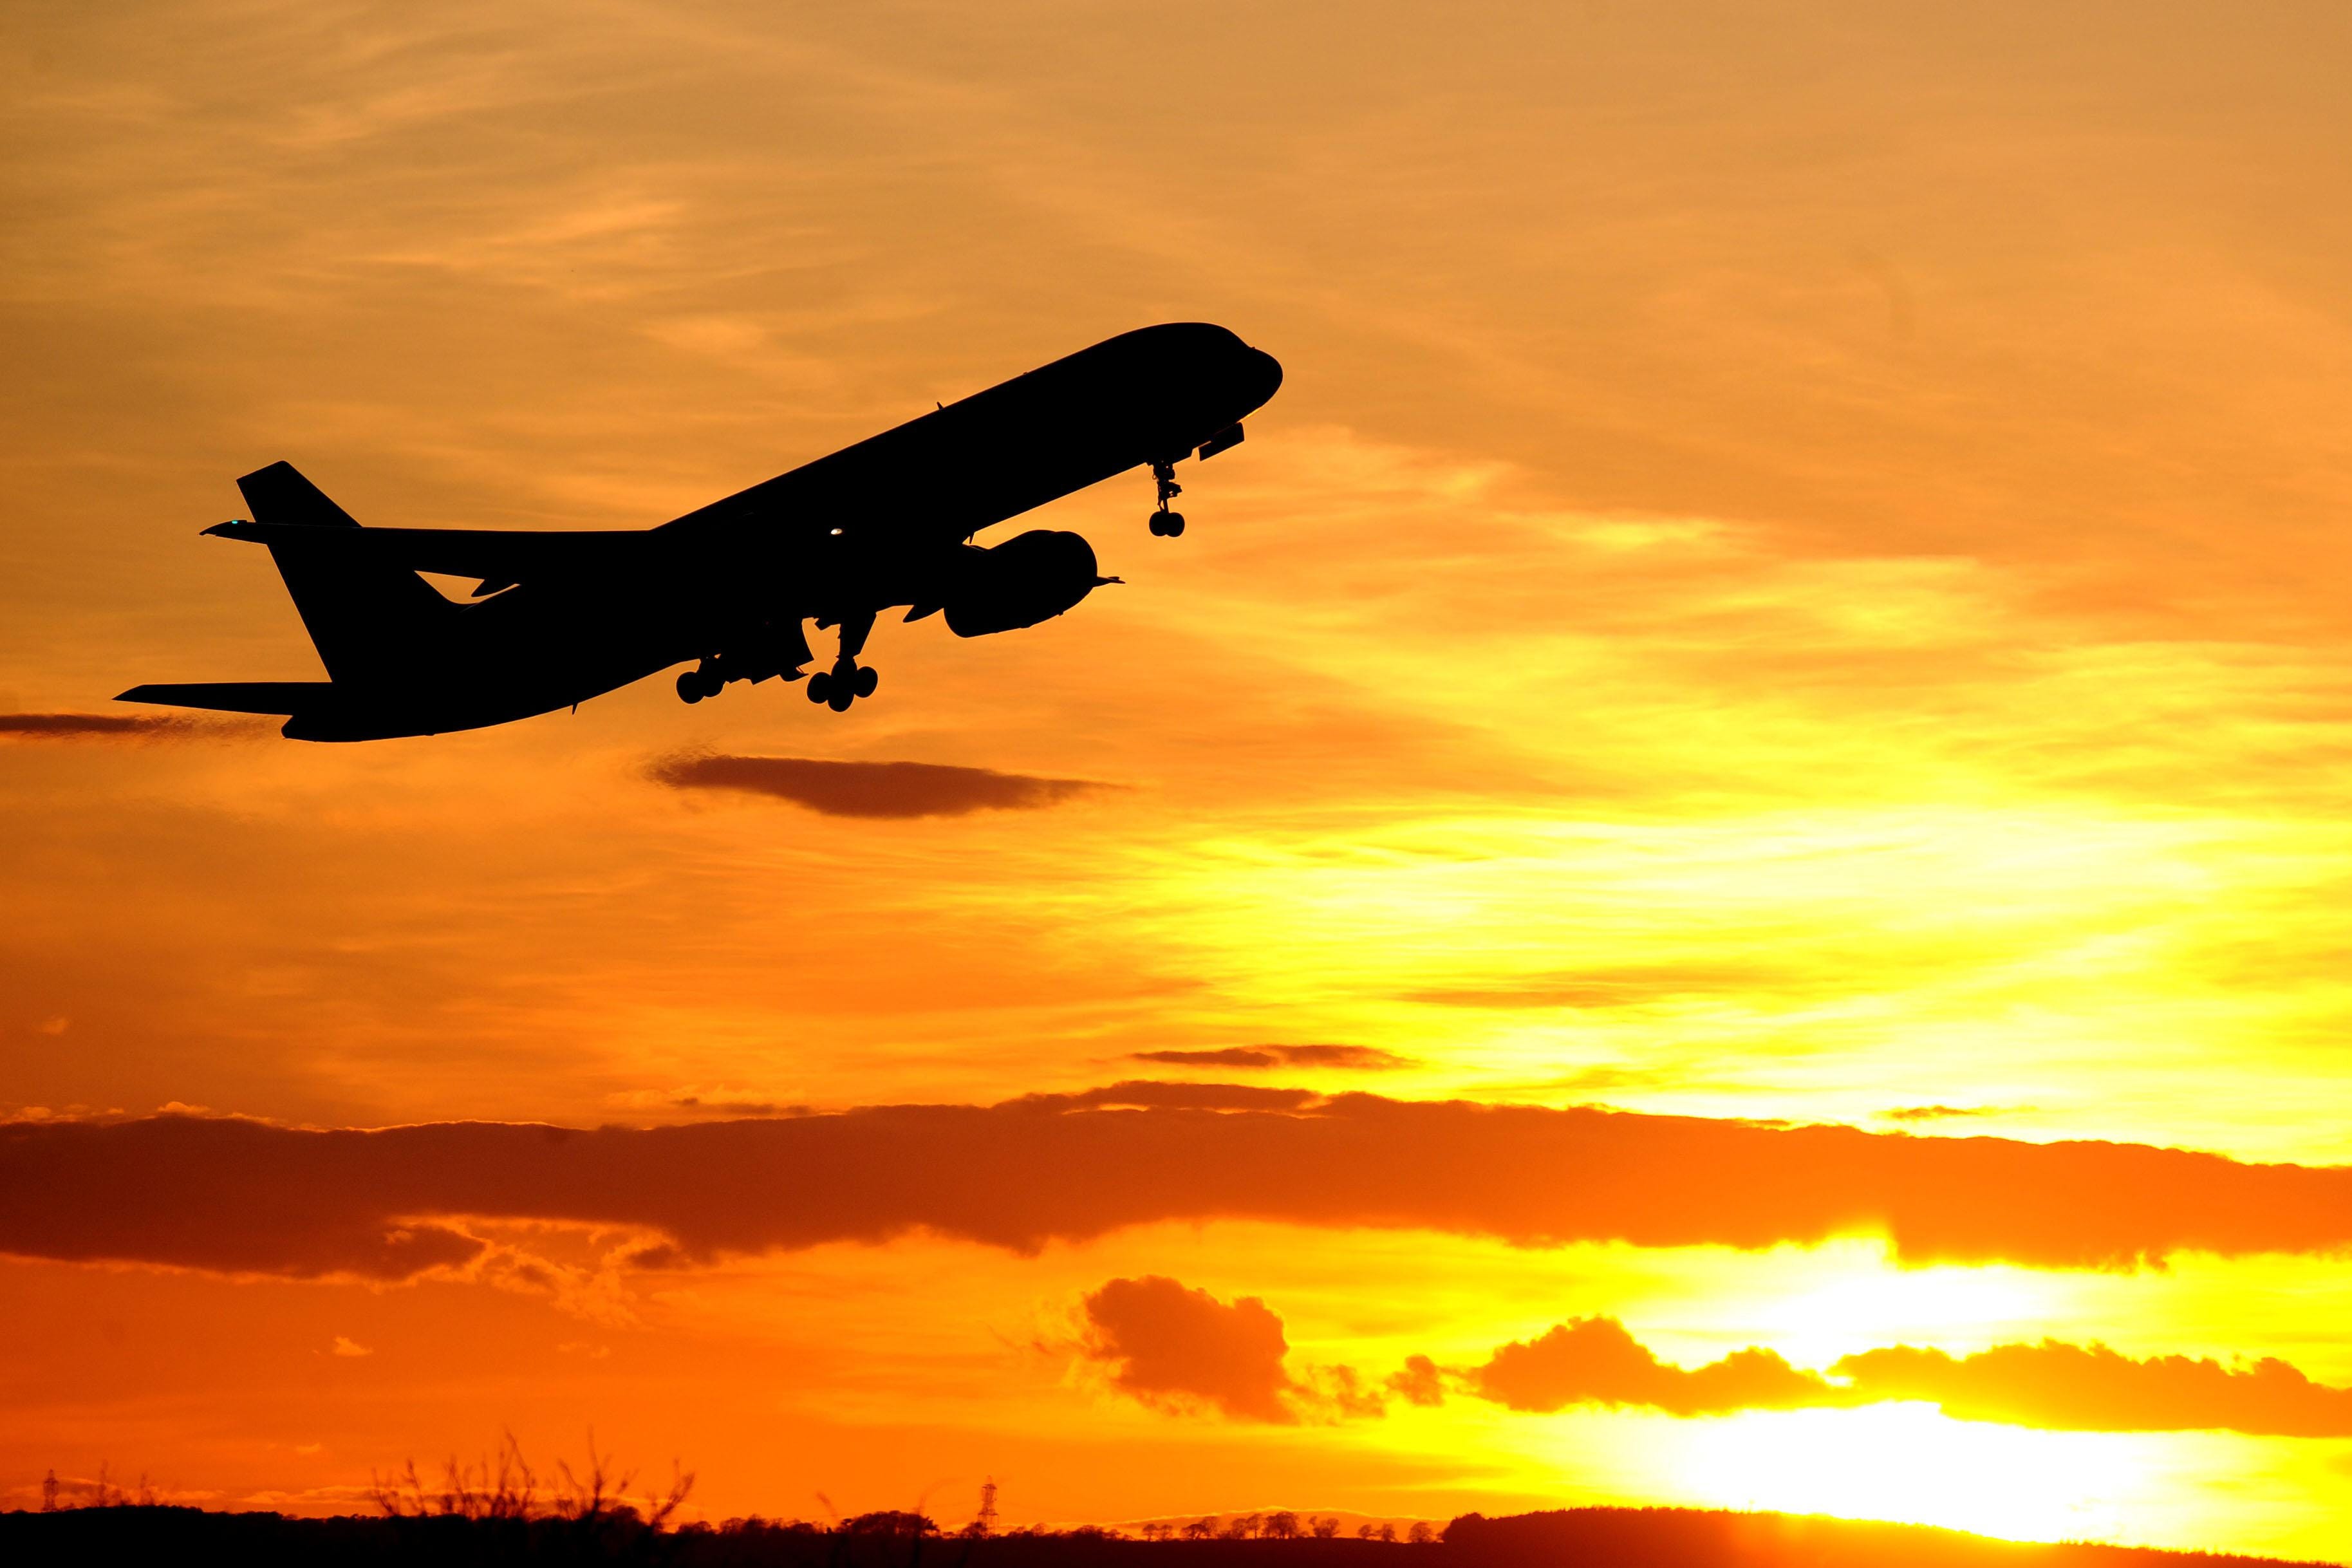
[{"xmin": 9, "ymin": 1, "xmax": 2352, "ymax": 1557}]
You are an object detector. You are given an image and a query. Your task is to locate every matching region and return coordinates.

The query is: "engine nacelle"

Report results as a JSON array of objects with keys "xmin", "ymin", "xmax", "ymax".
[{"xmin": 944, "ymin": 529, "xmax": 1104, "ymax": 638}]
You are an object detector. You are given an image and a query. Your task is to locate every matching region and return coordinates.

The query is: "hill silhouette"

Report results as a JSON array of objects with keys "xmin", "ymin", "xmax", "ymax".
[{"xmin": 0, "ymin": 1505, "xmax": 2332, "ymax": 1568}]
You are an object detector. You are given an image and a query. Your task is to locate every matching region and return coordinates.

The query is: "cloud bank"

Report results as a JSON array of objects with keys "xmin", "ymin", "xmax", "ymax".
[
  {"xmin": 1461, "ymin": 1316, "xmax": 2352, "ymax": 1438},
  {"xmin": 6, "ymin": 1090, "xmax": 2352, "ymax": 1283},
  {"xmin": 1829, "ymin": 1339, "xmax": 2352, "ymax": 1437},
  {"xmin": 1067, "ymin": 1286, "xmax": 2352, "ymax": 1440},
  {"xmin": 647, "ymin": 753, "xmax": 1104, "ymax": 817}
]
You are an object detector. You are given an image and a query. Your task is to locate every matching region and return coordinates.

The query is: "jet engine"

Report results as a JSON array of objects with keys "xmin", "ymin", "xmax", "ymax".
[{"xmin": 943, "ymin": 529, "xmax": 1106, "ymax": 638}]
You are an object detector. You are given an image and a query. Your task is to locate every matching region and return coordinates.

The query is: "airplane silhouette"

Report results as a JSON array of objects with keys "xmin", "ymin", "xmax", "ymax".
[{"xmin": 119, "ymin": 322, "xmax": 1283, "ymax": 741}]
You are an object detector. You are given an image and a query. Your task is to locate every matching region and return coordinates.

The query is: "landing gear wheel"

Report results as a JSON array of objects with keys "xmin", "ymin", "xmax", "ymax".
[
  {"xmin": 1148, "ymin": 460, "xmax": 1188, "ymax": 537},
  {"xmin": 854, "ymin": 665, "xmax": 879, "ymax": 698},
  {"xmin": 807, "ymin": 671, "xmax": 833, "ymax": 704},
  {"xmin": 828, "ymin": 682, "xmax": 855, "ymax": 713},
  {"xmin": 677, "ymin": 670, "xmax": 704, "ymax": 704}
]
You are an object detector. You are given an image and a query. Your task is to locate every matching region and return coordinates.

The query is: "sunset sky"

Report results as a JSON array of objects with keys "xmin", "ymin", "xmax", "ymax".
[{"xmin": 10, "ymin": 1, "xmax": 2352, "ymax": 1558}]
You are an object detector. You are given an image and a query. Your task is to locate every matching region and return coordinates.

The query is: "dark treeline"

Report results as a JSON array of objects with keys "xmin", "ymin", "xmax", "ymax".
[{"xmin": 0, "ymin": 1506, "xmax": 2334, "ymax": 1568}]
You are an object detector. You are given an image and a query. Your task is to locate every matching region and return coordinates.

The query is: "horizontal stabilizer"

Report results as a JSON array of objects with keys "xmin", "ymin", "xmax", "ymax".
[
  {"xmin": 204, "ymin": 519, "xmax": 664, "ymax": 587},
  {"xmin": 117, "ymin": 682, "xmax": 333, "ymax": 716}
]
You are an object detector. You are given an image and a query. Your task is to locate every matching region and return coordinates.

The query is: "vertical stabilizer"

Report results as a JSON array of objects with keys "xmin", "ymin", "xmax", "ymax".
[{"xmin": 236, "ymin": 462, "xmax": 453, "ymax": 685}]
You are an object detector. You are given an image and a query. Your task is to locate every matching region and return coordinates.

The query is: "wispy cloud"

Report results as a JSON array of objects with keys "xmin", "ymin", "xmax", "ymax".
[
  {"xmin": 648, "ymin": 752, "xmax": 1108, "ymax": 818},
  {"xmin": 1129, "ymin": 1045, "xmax": 1411, "ymax": 1071},
  {"xmin": 1881, "ymin": 1105, "xmax": 2005, "ymax": 1124},
  {"xmin": 0, "ymin": 711, "xmax": 255, "ymax": 741}
]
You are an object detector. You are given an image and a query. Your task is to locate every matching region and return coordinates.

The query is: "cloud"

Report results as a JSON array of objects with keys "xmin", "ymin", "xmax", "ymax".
[
  {"xmin": 1072, "ymin": 1291, "xmax": 2352, "ymax": 1441},
  {"xmin": 1024, "ymin": 1081, "xmax": 1323, "ymax": 1112},
  {"xmin": 1075, "ymin": 1275, "xmax": 1383, "ymax": 1424},
  {"xmin": 1129, "ymin": 1045, "xmax": 1410, "ymax": 1071},
  {"xmin": 1881, "ymin": 1105, "xmax": 1999, "ymax": 1123},
  {"xmin": 1833, "ymin": 1339, "xmax": 2352, "ymax": 1438},
  {"xmin": 1387, "ymin": 1354, "xmax": 1446, "ymax": 1408},
  {"xmin": 1452, "ymin": 1317, "xmax": 2352, "ymax": 1439},
  {"xmin": 1079, "ymin": 1275, "xmax": 1300, "ymax": 1423},
  {"xmin": 646, "ymin": 753, "xmax": 1105, "ymax": 818},
  {"xmin": 1400, "ymin": 964, "xmax": 1797, "ymax": 1010},
  {"xmin": 1472, "ymin": 1317, "xmax": 1830, "ymax": 1415},
  {"xmin": 0, "ymin": 711, "xmax": 246, "ymax": 740},
  {"xmin": 6, "ymin": 1090, "xmax": 2352, "ymax": 1282},
  {"xmin": 329, "ymin": 1336, "xmax": 371, "ymax": 1358},
  {"xmin": 604, "ymin": 1086, "xmax": 803, "ymax": 1119}
]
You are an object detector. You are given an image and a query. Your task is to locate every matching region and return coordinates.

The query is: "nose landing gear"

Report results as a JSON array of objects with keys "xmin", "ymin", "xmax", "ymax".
[{"xmin": 1148, "ymin": 461, "xmax": 1186, "ymax": 538}]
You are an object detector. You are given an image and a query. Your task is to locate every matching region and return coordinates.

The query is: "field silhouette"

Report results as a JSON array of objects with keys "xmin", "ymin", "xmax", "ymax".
[{"xmin": 2, "ymin": 1504, "xmax": 2333, "ymax": 1568}]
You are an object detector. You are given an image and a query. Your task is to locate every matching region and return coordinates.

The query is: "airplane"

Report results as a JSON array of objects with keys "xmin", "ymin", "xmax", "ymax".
[{"xmin": 118, "ymin": 322, "xmax": 1283, "ymax": 741}]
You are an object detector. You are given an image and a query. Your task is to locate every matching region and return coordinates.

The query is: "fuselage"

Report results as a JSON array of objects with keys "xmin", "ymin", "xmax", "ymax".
[{"xmin": 286, "ymin": 323, "xmax": 1280, "ymax": 740}]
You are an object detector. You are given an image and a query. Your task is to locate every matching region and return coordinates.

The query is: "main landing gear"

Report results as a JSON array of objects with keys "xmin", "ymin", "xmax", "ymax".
[
  {"xmin": 1148, "ymin": 461, "xmax": 1186, "ymax": 538},
  {"xmin": 805, "ymin": 659, "xmax": 878, "ymax": 712},
  {"xmin": 675, "ymin": 617, "xmax": 818, "ymax": 705},
  {"xmin": 805, "ymin": 609, "xmax": 879, "ymax": 713}
]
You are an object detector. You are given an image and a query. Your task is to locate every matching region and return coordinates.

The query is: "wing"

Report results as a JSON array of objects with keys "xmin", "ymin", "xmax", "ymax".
[{"xmin": 202, "ymin": 519, "xmax": 667, "ymax": 595}]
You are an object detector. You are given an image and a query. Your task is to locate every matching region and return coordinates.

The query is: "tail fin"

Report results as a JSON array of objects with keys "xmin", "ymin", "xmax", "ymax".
[{"xmin": 237, "ymin": 462, "xmax": 454, "ymax": 685}]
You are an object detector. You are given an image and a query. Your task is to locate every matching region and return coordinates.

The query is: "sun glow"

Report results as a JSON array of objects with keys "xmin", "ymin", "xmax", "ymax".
[
  {"xmin": 1671, "ymin": 1405, "xmax": 2174, "ymax": 1546},
  {"xmin": 1737, "ymin": 1256, "xmax": 2058, "ymax": 1372}
]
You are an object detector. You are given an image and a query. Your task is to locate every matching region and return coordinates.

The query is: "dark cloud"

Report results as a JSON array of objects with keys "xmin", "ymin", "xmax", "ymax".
[
  {"xmin": 6, "ymin": 1091, "xmax": 2352, "ymax": 1282},
  {"xmin": 1473, "ymin": 1317, "xmax": 1829, "ymax": 1415},
  {"xmin": 1130, "ymin": 1045, "xmax": 1410, "ymax": 1072},
  {"xmin": 1882, "ymin": 1105, "xmax": 1999, "ymax": 1123},
  {"xmin": 647, "ymin": 753, "xmax": 1105, "ymax": 818},
  {"xmin": 0, "ymin": 711, "xmax": 248, "ymax": 740},
  {"xmin": 1080, "ymin": 1275, "xmax": 1299, "ymax": 1423}
]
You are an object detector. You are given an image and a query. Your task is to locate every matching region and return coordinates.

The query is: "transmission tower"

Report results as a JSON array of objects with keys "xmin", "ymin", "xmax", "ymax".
[{"xmin": 975, "ymin": 1477, "xmax": 998, "ymax": 1537}]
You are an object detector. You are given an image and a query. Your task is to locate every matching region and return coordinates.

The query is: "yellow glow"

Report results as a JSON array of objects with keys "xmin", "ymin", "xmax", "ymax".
[
  {"xmin": 1730, "ymin": 1262, "xmax": 2057, "ymax": 1373},
  {"xmin": 1673, "ymin": 1406, "xmax": 2179, "ymax": 1546}
]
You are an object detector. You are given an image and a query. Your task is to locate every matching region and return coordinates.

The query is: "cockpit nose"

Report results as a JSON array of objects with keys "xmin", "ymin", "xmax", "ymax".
[{"xmin": 1242, "ymin": 345, "xmax": 1284, "ymax": 406}]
